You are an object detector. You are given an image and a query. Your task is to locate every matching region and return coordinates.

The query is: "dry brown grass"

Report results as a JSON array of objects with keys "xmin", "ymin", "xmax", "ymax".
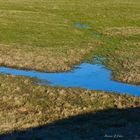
[
  {"xmin": 0, "ymin": 74, "xmax": 140, "ymax": 134},
  {"xmin": 0, "ymin": 41, "xmax": 100, "ymax": 72},
  {"xmin": 113, "ymin": 60, "xmax": 140, "ymax": 85},
  {"xmin": 100, "ymin": 27, "xmax": 140, "ymax": 85},
  {"xmin": 103, "ymin": 27, "xmax": 140, "ymax": 37},
  {"xmin": 105, "ymin": 40, "xmax": 140, "ymax": 85},
  {"xmin": 110, "ymin": 59, "xmax": 140, "ymax": 85}
]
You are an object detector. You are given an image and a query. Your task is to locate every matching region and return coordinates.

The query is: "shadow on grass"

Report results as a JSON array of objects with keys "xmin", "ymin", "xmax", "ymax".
[{"xmin": 1, "ymin": 107, "xmax": 140, "ymax": 140}]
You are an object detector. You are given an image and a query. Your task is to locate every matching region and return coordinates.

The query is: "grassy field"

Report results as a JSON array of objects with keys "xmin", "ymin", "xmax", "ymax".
[
  {"xmin": 0, "ymin": 0, "xmax": 140, "ymax": 139},
  {"xmin": 0, "ymin": 74, "xmax": 140, "ymax": 139},
  {"xmin": 0, "ymin": 0, "xmax": 139, "ymax": 83}
]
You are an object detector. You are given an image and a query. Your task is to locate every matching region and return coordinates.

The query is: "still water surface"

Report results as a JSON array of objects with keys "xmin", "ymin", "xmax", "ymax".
[{"xmin": 0, "ymin": 62, "xmax": 140, "ymax": 96}]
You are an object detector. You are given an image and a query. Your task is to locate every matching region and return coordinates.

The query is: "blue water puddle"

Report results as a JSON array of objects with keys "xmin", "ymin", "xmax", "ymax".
[
  {"xmin": 0, "ymin": 23, "xmax": 139, "ymax": 96},
  {"xmin": 0, "ymin": 62, "xmax": 140, "ymax": 96}
]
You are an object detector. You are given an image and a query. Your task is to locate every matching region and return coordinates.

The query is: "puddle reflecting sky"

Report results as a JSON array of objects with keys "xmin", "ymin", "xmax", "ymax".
[
  {"xmin": 0, "ymin": 63, "xmax": 140, "ymax": 96},
  {"xmin": 0, "ymin": 23, "xmax": 139, "ymax": 96}
]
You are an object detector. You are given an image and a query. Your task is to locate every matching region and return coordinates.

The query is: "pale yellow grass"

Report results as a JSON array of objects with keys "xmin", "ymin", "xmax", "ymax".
[
  {"xmin": 0, "ymin": 41, "xmax": 100, "ymax": 72},
  {"xmin": 104, "ymin": 27, "xmax": 140, "ymax": 36},
  {"xmin": 106, "ymin": 41, "xmax": 140, "ymax": 85}
]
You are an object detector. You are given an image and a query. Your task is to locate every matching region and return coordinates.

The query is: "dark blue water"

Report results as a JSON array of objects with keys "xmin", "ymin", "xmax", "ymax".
[{"xmin": 0, "ymin": 63, "xmax": 140, "ymax": 96}]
